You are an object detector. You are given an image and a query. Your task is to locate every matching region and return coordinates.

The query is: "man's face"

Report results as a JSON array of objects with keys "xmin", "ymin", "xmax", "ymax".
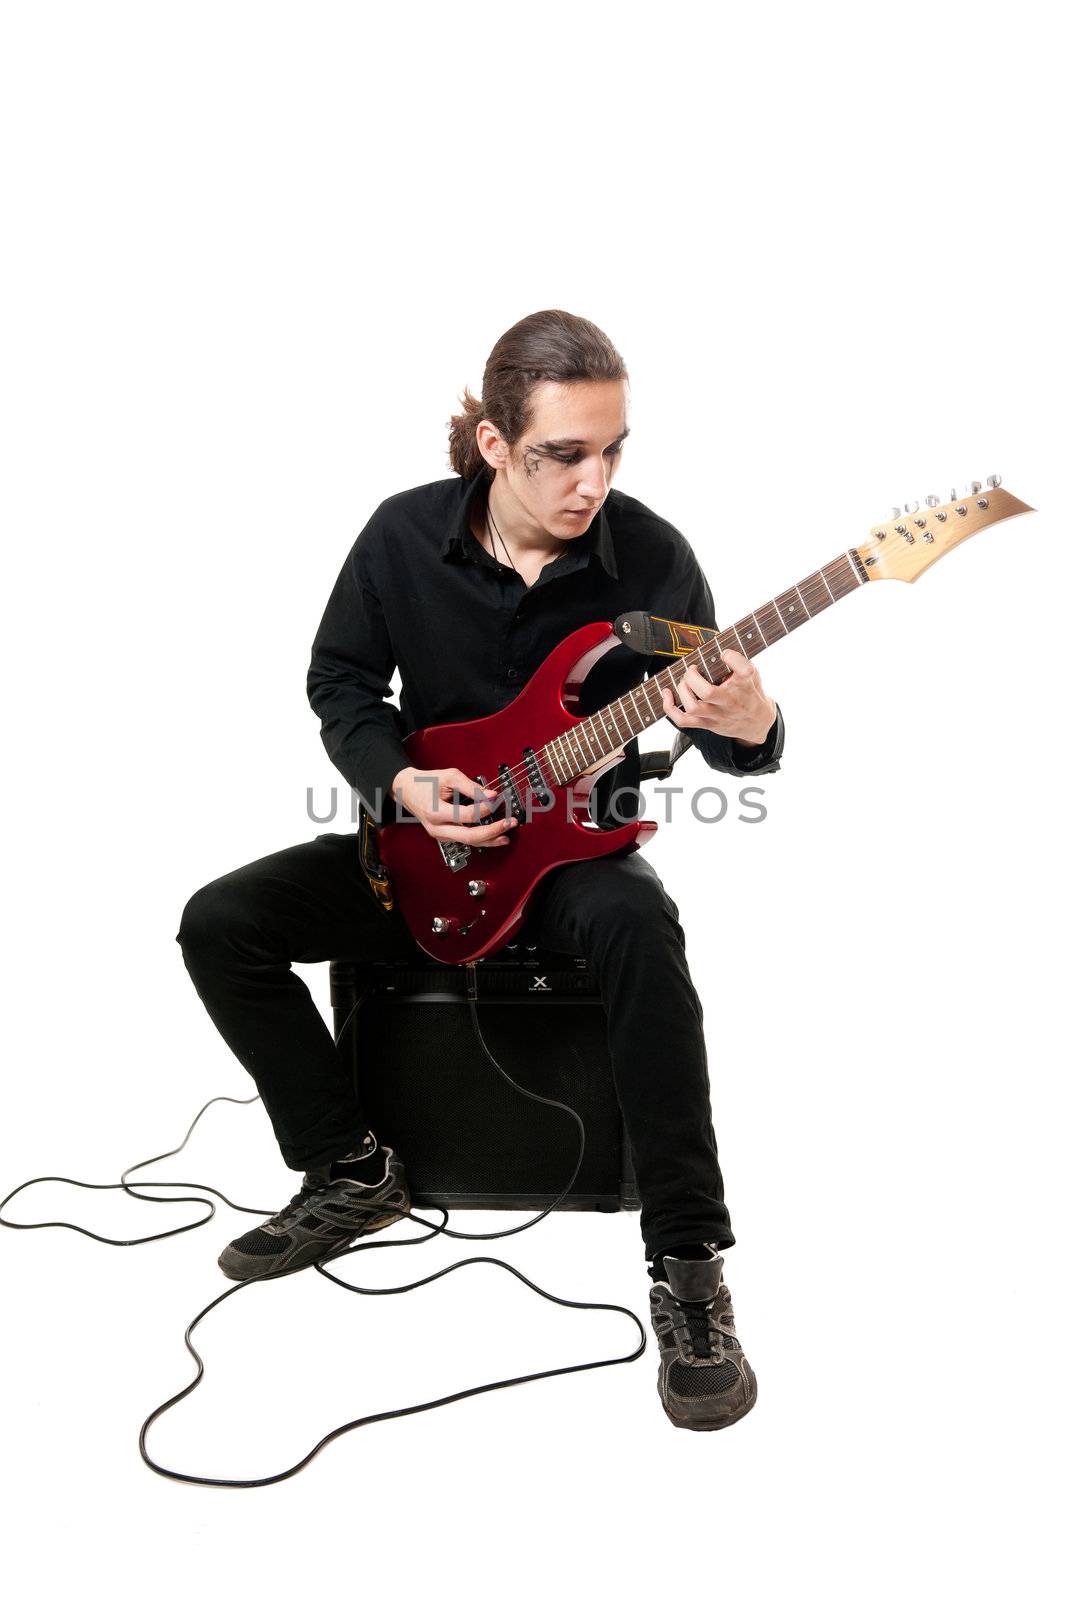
[{"xmin": 492, "ymin": 378, "xmax": 630, "ymax": 539}]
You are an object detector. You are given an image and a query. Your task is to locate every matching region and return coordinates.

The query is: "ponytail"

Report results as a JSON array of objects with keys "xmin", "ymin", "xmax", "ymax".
[
  {"xmin": 447, "ymin": 385, "xmax": 486, "ymax": 481},
  {"xmin": 446, "ymin": 309, "xmax": 627, "ymax": 482}
]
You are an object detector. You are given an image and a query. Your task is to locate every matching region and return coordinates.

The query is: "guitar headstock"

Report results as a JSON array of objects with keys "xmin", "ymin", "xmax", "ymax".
[{"xmin": 854, "ymin": 478, "xmax": 1035, "ymax": 582}]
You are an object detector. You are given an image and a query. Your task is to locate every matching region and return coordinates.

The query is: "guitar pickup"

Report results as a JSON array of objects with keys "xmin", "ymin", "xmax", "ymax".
[
  {"xmin": 523, "ymin": 748, "xmax": 552, "ymax": 804},
  {"xmin": 496, "ymin": 762, "xmax": 528, "ymax": 825}
]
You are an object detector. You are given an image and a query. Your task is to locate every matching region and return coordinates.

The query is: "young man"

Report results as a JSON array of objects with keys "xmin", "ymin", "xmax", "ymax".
[{"xmin": 177, "ymin": 309, "xmax": 783, "ymax": 1432}]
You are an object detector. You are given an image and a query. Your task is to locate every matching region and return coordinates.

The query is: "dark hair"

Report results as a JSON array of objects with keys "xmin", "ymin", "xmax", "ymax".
[{"xmin": 448, "ymin": 309, "xmax": 627, "ymax": 481}]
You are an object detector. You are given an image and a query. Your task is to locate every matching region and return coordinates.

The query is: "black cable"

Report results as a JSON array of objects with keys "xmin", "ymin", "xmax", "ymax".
[
  {"xmin": 138, "ymin": 1230, "xmax": 645, "ymax": 1489},
  {"xmin": 0, "ymin": 993, "xmax": 374, "ymax": 1247},
  {"xmin": 1, "ymin": 973, "xmax": 646, "ymax": 1488},
  {"xmin": 0, "ymin": 1094, "xmax": 269, "ymax": 1247}
]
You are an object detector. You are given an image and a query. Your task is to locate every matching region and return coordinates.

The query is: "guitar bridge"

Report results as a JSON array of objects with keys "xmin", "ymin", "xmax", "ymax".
[
  {"xmin": 438, "ymin": 771, "xmax": 504, "ymax": 869},
  {"xmin": 438, "ymin": 840, "xmax": 471, "ymax": 872}
]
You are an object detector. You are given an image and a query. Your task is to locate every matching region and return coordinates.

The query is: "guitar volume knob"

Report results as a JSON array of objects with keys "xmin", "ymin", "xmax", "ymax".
[
  {"xmin": 431, "ymin": 916, "xmax": 456, "ymax": 935},
  {"xmin": 467, "ymin": 880, "xmax": 487, "ymax": 897}
]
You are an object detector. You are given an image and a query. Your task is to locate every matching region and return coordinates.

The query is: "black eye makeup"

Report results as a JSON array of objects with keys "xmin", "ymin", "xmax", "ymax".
[
  {"xmin": 526, "ymin": 437, "xmax": 628, "ymax": 469},
  {"xmin": 552, "ymin": 441, "xmax": 626, "ymax": 467}
]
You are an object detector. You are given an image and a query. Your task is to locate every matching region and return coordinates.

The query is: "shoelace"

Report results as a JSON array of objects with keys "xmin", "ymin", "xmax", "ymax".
[
  {"xmin": 269, "ymin": 1173, "xmax": 356, "ymax": 1226},
  {"xmin": 276, "ymin": 1172, "xmax": 399, "ymax": 1232},
  {"xmin": 266, "ymin": 1185, "xmax": 327, "ymax": 1229},
  {"xmin": 672, "ymin": 1285, "xmax": 736, "ymax": 1363}
]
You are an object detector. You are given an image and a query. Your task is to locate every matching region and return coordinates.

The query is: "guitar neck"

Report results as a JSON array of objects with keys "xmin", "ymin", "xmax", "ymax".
[{"xmin": 543, "ymin": 547, "xmax": 868, "ymax": 783}]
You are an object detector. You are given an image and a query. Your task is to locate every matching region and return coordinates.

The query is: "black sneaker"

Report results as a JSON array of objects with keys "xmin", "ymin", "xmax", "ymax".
[
  {"xmin": 217, "ymin": 1145, "xmax": 411, "ymax": 1283},
  {"xmin": 649, "ymin": 1250, "xmax": 757, "ymax": 1431}
]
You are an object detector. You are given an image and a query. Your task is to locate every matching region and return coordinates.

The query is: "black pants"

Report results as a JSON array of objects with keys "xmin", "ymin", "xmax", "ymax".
[{"xmin": 175, "ymin": 833, "xmax": 735, "ymax": 1263}]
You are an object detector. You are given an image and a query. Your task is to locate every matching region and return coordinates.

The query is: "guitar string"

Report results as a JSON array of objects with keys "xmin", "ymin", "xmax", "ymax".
[
  {"xmin": 486, "ymin": 586, "xmax": 839, "ymax": 802},
  {"xmin": 504, "ymin": 651, "xmax": 776, "ymax": 799},
  {"xmin": 500, "ymin": 559, "xmax": 861, "ymax": 793},
  {"xmin": 469, "ymin": 499, "xmax": 853, "ymax": 792},
  {"xmin": 506, "ymin": 487, "xmax": 1014, "ymax": 793},
  {"xmin": 458, "ymin": 492, "xmax": 1011, "ymax": 809}
]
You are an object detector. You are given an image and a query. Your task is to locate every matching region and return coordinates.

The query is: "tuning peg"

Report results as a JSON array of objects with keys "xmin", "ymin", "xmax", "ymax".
[
  {"xmin": 890, "ymin": 506, "xmax": 902, "ymax": 521},
  {"xmin": 925, "ymin": 494, "xmax": 940, "ymax": 508},
  {"xmin": 968, "ymin": 480, "xmax": 982, "ymax": 495},
  {"xmin": 904, "ymin": 500, "xmax": 921, "ymax": 514},
  {"xmin": 987, "ymin": 473, "xmax": 1002, "ymax": 488}
]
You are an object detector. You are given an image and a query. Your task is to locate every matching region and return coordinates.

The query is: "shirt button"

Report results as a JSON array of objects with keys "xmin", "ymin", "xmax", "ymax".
[{"xmin": 507, "ymin": 668, "xmax": 519, "ymax": 680}]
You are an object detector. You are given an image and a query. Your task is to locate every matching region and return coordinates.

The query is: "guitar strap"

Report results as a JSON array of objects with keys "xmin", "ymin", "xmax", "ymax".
[
  {"xmin": 356, "ymin": 609, "xmax": 711, "ymax": 907},
  {"xmin": 612, "ymin": 609, "xmax": 717, "ymax": 659},
  {"xmin": 613, "ymin": 609, "xmax": 717, "ymax": 782},
  {"xmin": 359, "ymin": 801, "xmax": 395, "ymax": 911},
  {"xmin": 638, "ymin": 731, "xmax": 693, "ymax": 783}
]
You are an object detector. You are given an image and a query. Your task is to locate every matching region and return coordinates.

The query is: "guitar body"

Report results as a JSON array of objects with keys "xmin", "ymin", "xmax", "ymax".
[{"xmin": 376, "ymin": 621, "xmax": 657, "ymax": 963}]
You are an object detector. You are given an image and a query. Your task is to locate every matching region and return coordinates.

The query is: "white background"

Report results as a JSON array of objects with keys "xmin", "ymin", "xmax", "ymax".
[{"xmin": 1, "ymin": 2, "xmax": 1061, "ymax": 1595}]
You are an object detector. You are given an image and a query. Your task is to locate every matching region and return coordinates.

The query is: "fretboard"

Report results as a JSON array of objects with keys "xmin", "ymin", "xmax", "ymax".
[{"xmin": 542, "ymin": 548, "xmax": 868, "ymax": 784}]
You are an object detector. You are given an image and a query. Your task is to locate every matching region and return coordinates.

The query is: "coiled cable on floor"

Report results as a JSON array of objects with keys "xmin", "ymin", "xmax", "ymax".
[{"xmin": 0, "ymin": 973, "xmax": 646, "ymax": 1488}]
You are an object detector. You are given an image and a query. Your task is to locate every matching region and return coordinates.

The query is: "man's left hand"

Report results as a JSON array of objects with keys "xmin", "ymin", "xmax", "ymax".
[{"xmin": 659, "ymin": 648, "xmax": 777, "ymax": 747}]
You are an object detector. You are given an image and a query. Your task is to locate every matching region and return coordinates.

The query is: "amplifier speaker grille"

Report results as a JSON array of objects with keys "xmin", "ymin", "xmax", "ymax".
[{"xmin": 330, "ymin": 956, "xmax": 639, "ymax": 1212}]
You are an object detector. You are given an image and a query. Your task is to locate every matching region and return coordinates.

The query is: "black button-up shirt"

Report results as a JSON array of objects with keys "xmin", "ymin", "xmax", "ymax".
[{"xmin": 307, "ymin": 466, "xmax": 784, "ymax": 824}]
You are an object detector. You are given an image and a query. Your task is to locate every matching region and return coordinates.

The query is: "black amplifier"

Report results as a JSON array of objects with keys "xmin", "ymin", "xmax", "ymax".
[{"xmin": 329, "ymin": 944, "xmax": 639, "ymax": 1212}]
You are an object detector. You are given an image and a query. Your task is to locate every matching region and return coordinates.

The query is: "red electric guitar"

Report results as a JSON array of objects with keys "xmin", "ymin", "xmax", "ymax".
[{"xmin": 376, "ymin": 480, "xmax": 1034, "ymax": 964}]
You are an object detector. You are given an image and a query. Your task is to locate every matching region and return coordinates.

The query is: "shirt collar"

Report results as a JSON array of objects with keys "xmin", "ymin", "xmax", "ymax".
[{"xmin": 440, "ymin": 465, "xmax": 618, "ymax": 580}]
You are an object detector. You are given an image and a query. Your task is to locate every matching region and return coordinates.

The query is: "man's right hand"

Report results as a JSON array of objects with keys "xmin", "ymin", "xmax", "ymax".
[{"xmin": 390, "ymin": 765, "xmax": 518, "ymax": 848}]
